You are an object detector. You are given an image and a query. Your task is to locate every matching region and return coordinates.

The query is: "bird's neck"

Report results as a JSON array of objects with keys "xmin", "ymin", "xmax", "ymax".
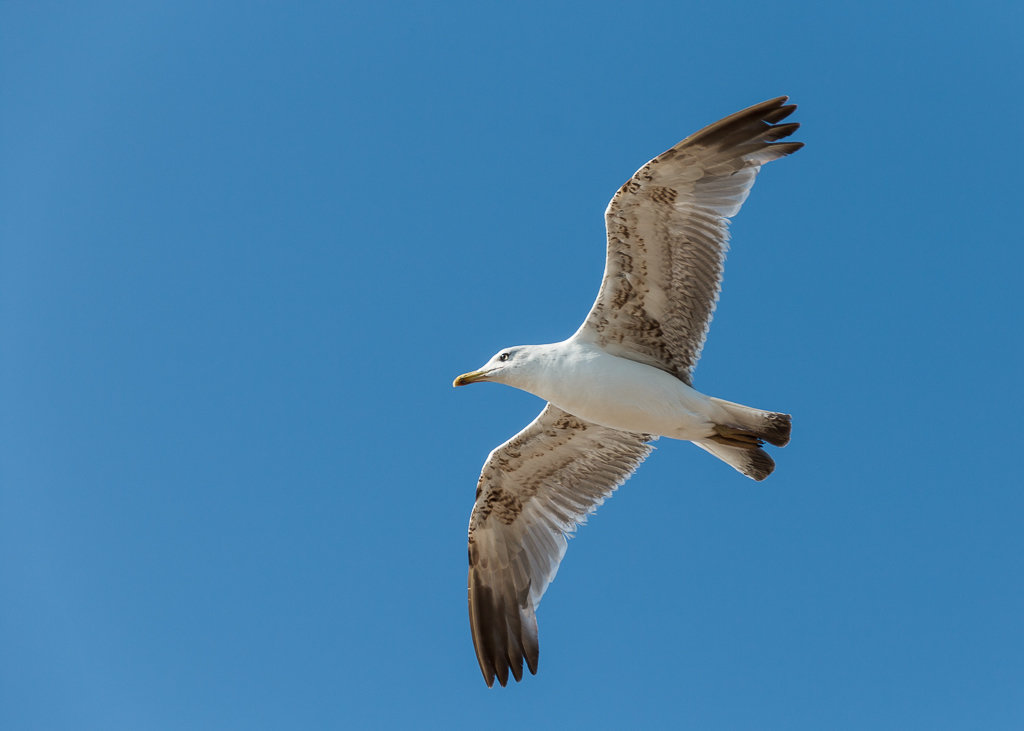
[{"xmin": 506, "ymin": 341, "xmax": 572, "ymax": 400}]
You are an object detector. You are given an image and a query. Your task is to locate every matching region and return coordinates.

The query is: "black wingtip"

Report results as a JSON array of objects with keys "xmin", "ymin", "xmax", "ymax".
[
  {"xmin": 764, "ymin": 121, "xmax": 800, "ymax": 142},
  {"xmin": 677, "ymin": 96, "xmax": 802, "ymax": 154},
  {"xmin": 763, "ymin": 102, "xmax": 797, "ymax": 124},
  {"xmin": 494, "ymin": 661, "xmax": 510, "ymax": 687}
]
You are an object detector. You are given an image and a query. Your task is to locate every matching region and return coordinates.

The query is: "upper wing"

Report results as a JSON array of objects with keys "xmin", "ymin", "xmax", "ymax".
[
  {"xmin": 574, "ymin": 96, "xmax": 803, "ymax": 384},
  {"xmin": 467, "ymin": 404, "xmax": 654, "ymax": 687}
]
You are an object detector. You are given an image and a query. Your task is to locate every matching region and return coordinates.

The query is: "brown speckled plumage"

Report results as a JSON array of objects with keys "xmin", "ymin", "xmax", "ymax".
[
  {"xmin": 467, "ymin": 404, "xmax": 654, "ymax": 687},
  {"xmin": 575, "ymin": 96, "xmax": 802, "ymax": 385}
]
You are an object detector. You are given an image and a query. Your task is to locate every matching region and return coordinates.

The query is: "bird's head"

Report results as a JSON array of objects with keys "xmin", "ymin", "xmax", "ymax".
[{"xmin": 453, "ymin": 346, "xmax": 534, "ymax": 389}]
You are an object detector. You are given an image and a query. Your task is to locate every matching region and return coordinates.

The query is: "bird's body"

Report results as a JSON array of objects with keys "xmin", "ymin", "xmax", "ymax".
[
  {"xmin": 454, "ymin": 96, "xmax": 803, "ymax": 687},
  {"xmin": 476, "ymin": 339, "xmax": 726, "ymax": 441}
]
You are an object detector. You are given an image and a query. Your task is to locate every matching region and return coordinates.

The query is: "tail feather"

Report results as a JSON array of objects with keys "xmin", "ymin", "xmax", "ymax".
[
  {"xmin": 694, "ymin": 398, "xmax": 791, "ymax": 480},
  {"xmin": 694, "ymin": 440, "xmax": 776, "ymax": 481},
  {"xmin": 709, "ymin": 397, "xmax": 791, "ymax": 447}
]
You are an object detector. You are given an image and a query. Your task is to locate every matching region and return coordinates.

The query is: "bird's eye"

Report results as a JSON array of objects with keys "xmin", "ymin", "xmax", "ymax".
[{"xmin": 498, "ymin": 352, "xmax": 510, "ymax": 362}]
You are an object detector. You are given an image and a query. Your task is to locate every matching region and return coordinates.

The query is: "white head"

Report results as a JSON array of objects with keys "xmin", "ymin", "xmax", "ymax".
[{"xmin": 453, "ymin": 345, "xmax": 547, "ymax": 392}]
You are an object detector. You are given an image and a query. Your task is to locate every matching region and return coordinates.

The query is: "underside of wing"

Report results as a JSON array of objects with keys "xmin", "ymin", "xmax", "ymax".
[
  {"xmin": 576, "ymin": 96, "xmax": 803, "ymax": 383},
  {"xmin": 467, "ymin": 404, "xmax": 654, "ymax": 687}
]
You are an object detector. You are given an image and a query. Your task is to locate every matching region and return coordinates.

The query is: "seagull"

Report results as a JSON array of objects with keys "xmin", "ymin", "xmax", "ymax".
[{"xmin": 453, "ymin": 97, "xmax": 802, "ymax": 687}]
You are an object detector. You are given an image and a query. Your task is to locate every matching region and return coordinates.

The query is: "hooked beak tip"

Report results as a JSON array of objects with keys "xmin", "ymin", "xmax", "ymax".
[{"xmin": 453, "ymin": 370, "xmax": 488, "ymax": 387}]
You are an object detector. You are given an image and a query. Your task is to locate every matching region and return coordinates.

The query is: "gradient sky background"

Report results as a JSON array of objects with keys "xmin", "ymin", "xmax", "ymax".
[{"xmin": 3, "ymin": 2, "xmax": 1023, "ymax": 729}]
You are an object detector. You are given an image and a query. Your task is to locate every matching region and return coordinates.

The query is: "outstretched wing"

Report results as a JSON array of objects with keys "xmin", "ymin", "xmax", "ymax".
[
  {"xmin": 574, "ymin": 96, "xmax": 803, "ymax": 384},
  {"xmin": 467, "ymin": 404, "xmax": 654, "ymax": 687}
]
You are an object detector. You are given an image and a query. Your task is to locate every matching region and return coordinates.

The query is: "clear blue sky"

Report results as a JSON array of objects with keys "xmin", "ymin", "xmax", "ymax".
[{"xmin": 2, "ymin": 2, "xmax": 1022, "ymax": 729}]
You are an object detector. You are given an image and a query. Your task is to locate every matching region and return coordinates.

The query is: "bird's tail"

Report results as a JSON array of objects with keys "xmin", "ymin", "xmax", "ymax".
[{"xmin": 693, "ymin": 398, "xmax": 791, "ymax": 481}]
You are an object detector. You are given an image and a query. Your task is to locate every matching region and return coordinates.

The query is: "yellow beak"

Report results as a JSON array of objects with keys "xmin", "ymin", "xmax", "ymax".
[{"xmin": 453, "ymin": 369, "xmax": 490, "ymax": 387}]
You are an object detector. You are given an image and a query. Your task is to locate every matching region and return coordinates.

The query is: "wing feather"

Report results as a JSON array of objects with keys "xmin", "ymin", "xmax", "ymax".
[
  {"xmin": 467, "ymin": 404, "xmax": 654, "ymax": 687},
  {"xmin": 574, "ymin": 96, "xmax": 803, "ymax": 383}
]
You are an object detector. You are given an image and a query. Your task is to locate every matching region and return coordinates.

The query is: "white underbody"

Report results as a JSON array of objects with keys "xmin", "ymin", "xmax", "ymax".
[{"xmin": 516, "ymin": 340, "xmax": 727, "ymax": 441}]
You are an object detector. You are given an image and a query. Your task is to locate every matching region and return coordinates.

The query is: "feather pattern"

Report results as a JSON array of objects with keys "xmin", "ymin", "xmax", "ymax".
[
  {"xmin": 574, "ymin": 96, "xmax": 803, "ymax": 384},
  {"xmin": 467, "ymin": 404, "xmax": 654, "ymax": 687}
]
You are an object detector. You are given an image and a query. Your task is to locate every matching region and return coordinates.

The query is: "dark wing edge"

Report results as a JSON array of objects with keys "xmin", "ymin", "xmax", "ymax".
[
  {"xmin": 467, "ymin": 404, "xmax": 654, "ymax": 687},
  {"xmin": 574, "ymin": 96, "xmax": 803, "ymax": 383}
]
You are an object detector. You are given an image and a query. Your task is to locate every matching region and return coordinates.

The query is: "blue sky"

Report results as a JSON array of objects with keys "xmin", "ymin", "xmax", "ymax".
[{"xmin": 2, "ymin": 2, "xmax": 1022, "ymax": 729}]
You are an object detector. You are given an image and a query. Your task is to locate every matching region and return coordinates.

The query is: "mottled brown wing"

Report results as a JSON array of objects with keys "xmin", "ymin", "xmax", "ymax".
[
  {"xmin": 574, "ymin": 96, "xmax": 803, "ymax": 384},
  {"xmin": 467, "ymin": 403, "xmax": 654, "ymax": 687}
]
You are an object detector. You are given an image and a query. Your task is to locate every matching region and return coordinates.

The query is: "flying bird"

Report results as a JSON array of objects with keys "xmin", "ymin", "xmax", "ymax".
[{"xmin": 453, "ymin": 97, "xmax": 802, "ymax": 687}]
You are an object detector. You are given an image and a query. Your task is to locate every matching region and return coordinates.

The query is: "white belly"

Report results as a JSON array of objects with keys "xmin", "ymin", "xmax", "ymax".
[{"xmin": 530, "ymin": 344, "xmax": 720, "ymax": 441}]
